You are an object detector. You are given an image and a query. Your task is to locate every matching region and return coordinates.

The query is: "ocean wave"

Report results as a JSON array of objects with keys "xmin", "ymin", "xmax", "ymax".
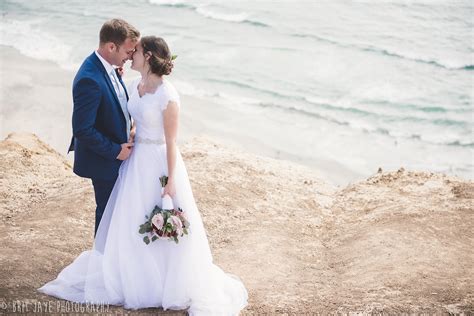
[
  {"xmin": 173, "ymin": 79, "xmax": 263, "ymax": 107},
  {"xmin": 174, "ymin": 80, "xmax": 374, "ymax": 131},
  {"xmin": 291, "ymin": 33, "xmax": 472, "ymax": 71},
  {"xmin": 194, "ymin": 5, "xmax": 269, "ymax": 27},
  {"xmin": 148, "ymin": 1, "xmax": 269, "ymax": 27},
  {"xmin": 79, "ymin": 10, "xmax": 109, "ymax": 19},
  {"xmin": 195, "ymin": 6, "xmax": 249, "ymax": 22},
  {"xmin": 205, "ymin": 78, "xmax": 471, "ymax": 125},
  {"xmin": 446, "ymin": 141, "xmax": 474, "ymax": 147},
  {"xmin": 0, "ymin": 19, "xmax": 76, "ymax": 71},
  {"xmin": 173, "ymin": 77, "xmax": 471, "ymax": 148},
  {"xmin": 362, "ymin": 46, "xmax": 473, "ymax": 71},
  {"xmin": 205, "ymin": 78, "xmax": 298, "ymax": 100},
  {"xmin": 370, "ymin": 101, "xmax": 448, "ymax": 113},
  {"xmin": 367, "ymin": 100, "xmax": 472, "ymax": 114},
  {"xmin": 173, "ymin": 79, "xmax": 218, "ymax": 99},
  {"xmin": 258, "ymin": 102, "xmax": 352, "ymax": 126},
  {"xmin": 260, "ymin": 101, "xmax": 472, "ymax": 147},
  {"xmin": 148, "ymin": 0, "xmax": 194, "ymax": 9},
  {"xmin": 260, "ymin": 97, "xmax": 471, "ymax": 146}
]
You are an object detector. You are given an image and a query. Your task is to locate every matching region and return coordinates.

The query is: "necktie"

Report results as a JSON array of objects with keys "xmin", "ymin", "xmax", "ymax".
[
  {"xmin": 110, "ymin": 69, "xmax": 130, "ymax": 140},
  {"xmin": 110, "ymin": 70, "xmax": 124, "ymax": 98}
]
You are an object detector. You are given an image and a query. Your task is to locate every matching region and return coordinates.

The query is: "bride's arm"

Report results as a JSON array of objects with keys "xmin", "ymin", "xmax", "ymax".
[{"xmin": 162, "ymin": 101, "xmax": 180, "ymax": 197}]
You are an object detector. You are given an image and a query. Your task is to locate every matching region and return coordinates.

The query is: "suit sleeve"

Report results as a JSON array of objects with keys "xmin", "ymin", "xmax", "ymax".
[{"xmin": 72, "ymin": 77, "xmax": 122, "ymax": 160}]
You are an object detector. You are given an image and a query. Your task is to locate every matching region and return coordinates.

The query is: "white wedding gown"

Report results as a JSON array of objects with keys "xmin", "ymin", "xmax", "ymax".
[{"xmin": 38, "ymin": 78, "xmax": 248, "ymax": 315}]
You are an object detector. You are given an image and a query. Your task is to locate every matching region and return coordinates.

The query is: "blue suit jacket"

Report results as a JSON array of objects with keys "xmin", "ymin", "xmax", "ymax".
[{"xmin": 68, "ymin": 52, "xmax": 130, "ymax": 180}]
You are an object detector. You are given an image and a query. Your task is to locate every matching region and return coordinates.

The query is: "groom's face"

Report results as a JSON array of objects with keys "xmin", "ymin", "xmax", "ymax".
[{"xmin": 112, "ymin": 38, "xmax": 137, "ymax": 67}]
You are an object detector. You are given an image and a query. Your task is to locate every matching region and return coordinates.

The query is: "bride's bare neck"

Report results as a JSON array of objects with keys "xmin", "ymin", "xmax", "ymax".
[{"xmin": 140, "ymin": 72, "xmax": 163, "ymax": 91}]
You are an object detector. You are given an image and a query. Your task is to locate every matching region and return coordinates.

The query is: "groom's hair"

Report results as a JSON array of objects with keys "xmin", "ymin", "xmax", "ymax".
[{"xmin": 99, "ymin": 19, "xmax": 140, "ymax": 46}]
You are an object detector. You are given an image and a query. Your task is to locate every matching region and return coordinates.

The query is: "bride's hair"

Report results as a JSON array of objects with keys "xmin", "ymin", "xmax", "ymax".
[{"xmin": 141, "ymin": 36, "xmax": 174, "ymax": 76}]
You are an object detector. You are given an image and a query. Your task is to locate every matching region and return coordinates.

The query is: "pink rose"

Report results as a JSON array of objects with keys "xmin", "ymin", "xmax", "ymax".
[
  {"xmin": 151, "ymin": 213, "xmax": 164, "ymax": 230},
  {"xmin": 170, "ymin": 215, "xmax": 183, "ymax": 236}
]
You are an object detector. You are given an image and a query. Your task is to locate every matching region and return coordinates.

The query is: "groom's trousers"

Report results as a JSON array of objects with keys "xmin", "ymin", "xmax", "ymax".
[{"xmin": 92, "ymin": 177, "xmax": 117, "ymax": 237}]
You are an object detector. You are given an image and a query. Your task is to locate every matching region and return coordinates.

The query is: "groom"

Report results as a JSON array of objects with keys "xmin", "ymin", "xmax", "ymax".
[{"xmin": 68, "ymin": 19, "xmax": 140, "ymax": 236}]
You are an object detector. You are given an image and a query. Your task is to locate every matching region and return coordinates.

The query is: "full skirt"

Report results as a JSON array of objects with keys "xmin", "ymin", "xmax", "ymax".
[{"xmin": 37, "ymin": 143, "xmax": 248, "ymax": 315}]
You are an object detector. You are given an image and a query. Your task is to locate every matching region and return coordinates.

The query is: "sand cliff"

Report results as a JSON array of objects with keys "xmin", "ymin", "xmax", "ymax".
[{"xmin": 0, "ymin": 133, "xmax": 472, "ymax": 314}]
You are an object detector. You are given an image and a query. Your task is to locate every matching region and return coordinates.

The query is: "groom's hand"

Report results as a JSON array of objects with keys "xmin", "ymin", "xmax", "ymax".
[{"xmin": 116, "ymin": 142, "xmax": 134, "ymax": 160}]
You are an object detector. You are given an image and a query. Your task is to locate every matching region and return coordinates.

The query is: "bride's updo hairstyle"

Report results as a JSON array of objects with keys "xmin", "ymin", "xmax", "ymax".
[{"xmin": 141, "ymin": 36, "xmax": 174, "ymax": 76}]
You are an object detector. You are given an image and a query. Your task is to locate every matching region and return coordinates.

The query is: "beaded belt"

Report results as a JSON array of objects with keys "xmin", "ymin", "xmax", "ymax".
[{"xmin": 135, "ymin": 136, "xmax": 166, "ymax": 145}]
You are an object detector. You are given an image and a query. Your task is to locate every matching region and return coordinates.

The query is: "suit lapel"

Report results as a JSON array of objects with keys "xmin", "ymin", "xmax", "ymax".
[
  {"xmin": 89, "ymin": 52, "xmax": 127, "ymax": 121},
  {"xmin": 102, "ymin": 71, "xmax": 123, "ymax": 109}
]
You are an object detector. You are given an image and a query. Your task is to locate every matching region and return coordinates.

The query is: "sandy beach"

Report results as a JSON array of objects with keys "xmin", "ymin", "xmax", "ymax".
[{"xmin": 0, "ymin": 132, "xmax": 473, "ymax": 314}]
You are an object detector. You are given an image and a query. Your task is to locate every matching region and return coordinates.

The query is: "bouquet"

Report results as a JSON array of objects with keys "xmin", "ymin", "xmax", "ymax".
[{"xmin": 138, "ymin": 176, "xmax": 190, "ymax": 244}]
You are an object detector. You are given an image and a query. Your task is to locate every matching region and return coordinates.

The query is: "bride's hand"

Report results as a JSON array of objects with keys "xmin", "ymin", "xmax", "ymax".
[
  {"xmin": 128, "ymin": 129, "xmax": 136, "ymax": 143},
  {"xmin": 162, "ymin": 179, "xmax": 176, "ymax": 198}
]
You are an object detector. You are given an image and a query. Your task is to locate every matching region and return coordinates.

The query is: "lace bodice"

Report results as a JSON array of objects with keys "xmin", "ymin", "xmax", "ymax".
[{"xmin": 127, "ymin": 78, "xmax": 180, "ymax": 142}]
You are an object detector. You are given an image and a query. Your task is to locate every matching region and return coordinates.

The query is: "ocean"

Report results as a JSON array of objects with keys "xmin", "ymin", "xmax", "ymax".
[{"xmin": 1, "ymin": 0, "xmax": 473, "ymax": 183}]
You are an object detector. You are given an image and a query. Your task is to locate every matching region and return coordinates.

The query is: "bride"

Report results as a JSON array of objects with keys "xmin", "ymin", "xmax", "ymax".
[{"xmin": 38, "ymin": 36, "xmax": 249, "ymax": 315}]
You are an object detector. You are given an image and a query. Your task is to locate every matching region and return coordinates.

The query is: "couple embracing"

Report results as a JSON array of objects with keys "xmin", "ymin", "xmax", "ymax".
[{"xmin": 38, "ymin": 18, "xmax": 248, "ymax": 315}]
